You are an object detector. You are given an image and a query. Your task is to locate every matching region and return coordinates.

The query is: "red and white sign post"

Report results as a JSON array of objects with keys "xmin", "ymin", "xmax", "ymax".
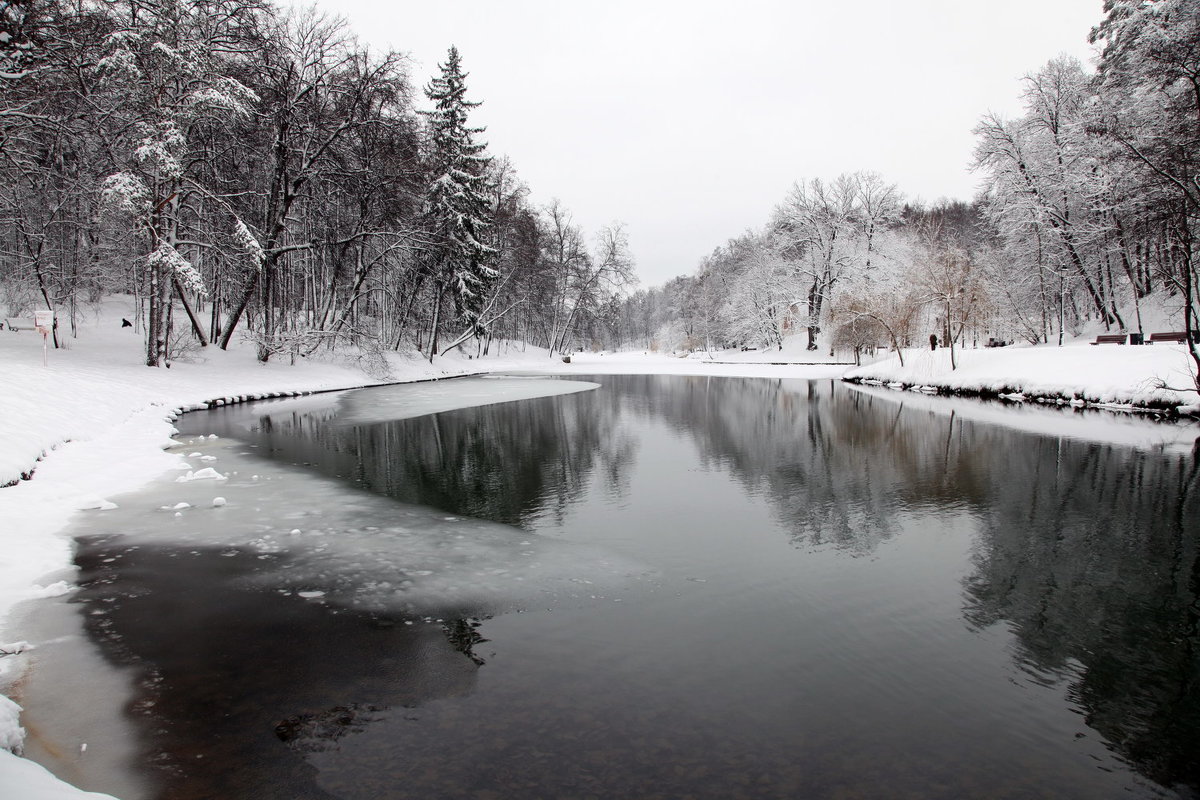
[{"xmin": 35, "ymin": 309, "xmax": 53, "ymax": 366}]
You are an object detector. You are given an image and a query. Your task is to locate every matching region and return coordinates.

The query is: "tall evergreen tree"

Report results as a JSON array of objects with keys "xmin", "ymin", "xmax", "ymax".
[{"xmin": 419, "ymin": 45, "xmax": 496, "ymax": 359}]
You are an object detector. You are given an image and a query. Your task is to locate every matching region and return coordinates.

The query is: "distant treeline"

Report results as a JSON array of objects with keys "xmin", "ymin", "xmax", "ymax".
[{"xmin": 608, "ymin": 1, "xmax": 1199, "ymax": 383}]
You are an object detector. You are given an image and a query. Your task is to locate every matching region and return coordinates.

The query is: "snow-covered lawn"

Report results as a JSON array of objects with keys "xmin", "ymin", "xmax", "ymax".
[
  {"xmin": 2, "ymin": 302, "xmax": 1198, "ymax": 799},
  {"xmin": 843, "ymin": 341, "xmax": 1200, "ymax": 414}
]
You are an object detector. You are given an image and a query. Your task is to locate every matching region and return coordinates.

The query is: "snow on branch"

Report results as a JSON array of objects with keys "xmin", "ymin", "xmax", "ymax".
[
  {"xmin": 148, "ymin": 242, "xmax": 207, "ymax": 296},
  {"xmin": 134, "ymin": 121, "xmax": 186, "ymax": 179},
  {"xmin": 100, "ymin": 172, "xmax": 149, "ymax": 213},
  {"xmin": 233, "ymin": 218, "xmax": 265, "ymax": 271},
  {"xmin": 184, "ymin": 78, "xmax": 258, "ymax": 118}
]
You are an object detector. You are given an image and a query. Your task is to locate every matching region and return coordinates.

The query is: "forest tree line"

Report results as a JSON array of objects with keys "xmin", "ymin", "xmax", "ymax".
[
  {"xmin": 608, "ymin": 0, "xmax": 1200, "ymax": 380},
  {"xmin": 0, "ymin": 0, "xmax": 634, "ymax": 368}
]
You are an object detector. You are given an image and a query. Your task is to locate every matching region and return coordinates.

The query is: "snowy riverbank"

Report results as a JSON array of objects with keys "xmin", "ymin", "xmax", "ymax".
[{"xmin": 843, "ymin": 341, "xmax": 1200, "ymax": 416}]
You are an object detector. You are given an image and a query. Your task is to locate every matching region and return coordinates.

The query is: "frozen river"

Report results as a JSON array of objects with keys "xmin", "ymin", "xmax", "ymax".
[{"xmin": 19, "ymin": 374, "xmax": 1200, "ymax": 799}]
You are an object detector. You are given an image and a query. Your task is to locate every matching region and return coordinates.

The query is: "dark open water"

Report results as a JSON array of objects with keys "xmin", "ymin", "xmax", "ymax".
[{"xmin": 34, "ymin": 375, "xmax": 1200, "ymax": 798}]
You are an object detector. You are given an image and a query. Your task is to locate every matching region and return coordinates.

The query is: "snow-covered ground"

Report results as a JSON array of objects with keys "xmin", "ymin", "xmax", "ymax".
[{"xmin": 2, "ymin": 299, "xmax": 1198, "ymax": 799}]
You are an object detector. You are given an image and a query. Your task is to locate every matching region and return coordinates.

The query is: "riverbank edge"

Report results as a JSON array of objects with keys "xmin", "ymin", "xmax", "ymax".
[{"xmin": 840, "ymin": 374, "xmax": 1200, "ymax": 419}]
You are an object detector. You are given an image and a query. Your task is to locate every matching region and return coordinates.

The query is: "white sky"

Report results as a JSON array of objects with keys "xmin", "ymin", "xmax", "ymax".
[{"xmin": 294, "ymin": 0, "xmax": 1103, "ymax": 288}]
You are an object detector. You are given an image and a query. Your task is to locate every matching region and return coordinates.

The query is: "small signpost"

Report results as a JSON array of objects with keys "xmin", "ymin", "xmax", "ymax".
[{"xmin": 35, "ymin": 309, "xmax": 53, "ymax": 366}]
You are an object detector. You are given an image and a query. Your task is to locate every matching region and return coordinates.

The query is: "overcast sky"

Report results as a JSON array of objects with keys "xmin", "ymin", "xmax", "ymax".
[{"xmin": 295, "ymin": 0, "xmax": 1103, "ymax": 288}]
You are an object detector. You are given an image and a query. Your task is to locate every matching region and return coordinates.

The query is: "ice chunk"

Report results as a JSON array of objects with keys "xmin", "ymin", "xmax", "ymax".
[
  {"xmin": 31, "ymin": 581, "xmax": 72, "ymax": 598},
  {"xmin": 175, "ymin": 467, "xmax": 227, "ymax": 483}
]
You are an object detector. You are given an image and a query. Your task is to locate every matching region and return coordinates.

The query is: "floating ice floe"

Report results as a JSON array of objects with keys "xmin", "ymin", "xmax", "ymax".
[{"xmin": 175, "ymin": 467, "xmax": 227, "ymax": 483}]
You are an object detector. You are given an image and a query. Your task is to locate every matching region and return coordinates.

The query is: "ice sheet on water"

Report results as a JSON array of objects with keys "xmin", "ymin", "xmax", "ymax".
[
  {"xmin": 331, "ymin": 377, "xmax": 600, "ymax": 426},
  {"xmin": 240, "ymin": 508, "xmax": 641, "ymax": 615},
  {"xmin": 76, "ymin": 436, "xmax": 648, "ymax": 617}
]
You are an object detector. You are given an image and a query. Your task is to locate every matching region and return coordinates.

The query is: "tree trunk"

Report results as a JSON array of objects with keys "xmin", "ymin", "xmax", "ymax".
[
  {"xmin": 174, "ymin": 277, "xmax": 209, "ymax": 346},
  {"xmin": 427, "ymin": 283, "xmax": 444, "ymax": 362},
  {"xmin": 219, "ymin": 270, "xmax": 259, "ymax": 350}
]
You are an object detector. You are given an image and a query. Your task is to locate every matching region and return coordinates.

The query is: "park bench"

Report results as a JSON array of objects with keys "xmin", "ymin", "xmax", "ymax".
[
  {"xmin": 4, "ymin": 317, "xmax": 35, "ymax": 332},
  {"xmin": 1090, "ymin": 333, "xmax": 1127, "ymax": 345},
  {"xmin": 1148, "ymin": 331, "xmax": 1195, "ymax": 344}
]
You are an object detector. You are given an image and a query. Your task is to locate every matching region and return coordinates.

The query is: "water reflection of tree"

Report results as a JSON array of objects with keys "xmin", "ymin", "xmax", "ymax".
[
  {"xmin": 685, "ymin": 378, "xmax": 1200, "ymax": 791},
  {"xmin": 608, "ymin": 375, "xmax": 1200, "ymax": 792},
  {"xmin": 601, "ymin": 376, "xmax": 985, "ymax": 554},
  {"xmin": 222, "ymin": 389, "xmax": 638, "ymax": 528},
  {"xmin": 962, "ymin": 438, "xmax": 1200, "ymax": 793}
]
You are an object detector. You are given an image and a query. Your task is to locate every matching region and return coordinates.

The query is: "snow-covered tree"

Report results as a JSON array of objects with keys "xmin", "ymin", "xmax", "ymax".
[
  {"xmin": 419, "ymin": 45, "xmax": 496, "ymax": 360},
  {"xmin": 1090, "ymin": 0, "xmax": 1200, "ymax": 386},
  {"xmin": 771, "ymin": 177, "xmax": 857, "ymax": 350},
  {"xmin": 915, "ymin": 226, "xmax": 985, "ymax": 370},
  {"xmin": 717, "ymin": 233, "xmax": 796, "ymax": 350},
  {"xmin": 974, "ymin": 56, "xmax": 1124, "ymax": 338},
  {"xmin": 218, "ymin": 8, "xmax": 413, "ymax": 360},
  {"xmin": 535, "ymin": 199, "xmax": 635, "ymax": 355},
  {"xmin": 95, "ymin": 0, "xmax": 262, "ymax": 365}
]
